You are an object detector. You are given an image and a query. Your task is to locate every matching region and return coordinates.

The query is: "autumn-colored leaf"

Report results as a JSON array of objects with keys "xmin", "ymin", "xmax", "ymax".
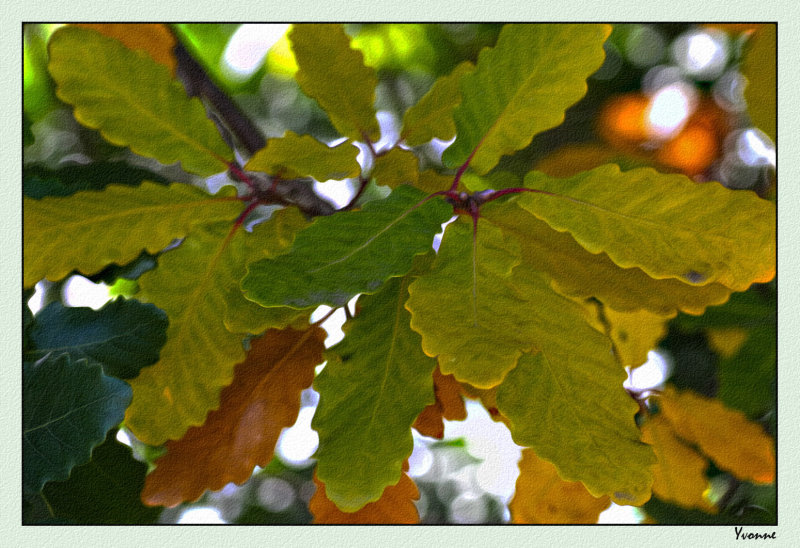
[
  {"xmin": 641, "ymin": 415, "xmax": 715, "ymax": 512},
  {"xmin": 141, "ymin": 326, "xmax": 326, "ymax": 507},
  {"xmin": 75, "ymin": 23, "xmax": 177, "ymax": 74},
  {"xmin": 517, "ymin": 165, "xmax": 776, "ymax": 291},
  {"xmin": 245, "ymin": 131, "xmax": 361, "ymax": 181},
  {"xmin": 483, "ymin": 200, "xmax": 732, "ymax": 317},
  {"xmin": 48, "ymin": 26, "xmax": 232, "ymax": 176},
  {"xmin": 309, "ymin": 471, "xmax": 419, "ymax": 524},
  {"xmin": 313, "ymin": 267, "xmax": 437, "ymax": 511},
  {"xmin": 127, "ymin": 213, "xmax": 302, "ymax": 445},
  {"xmin": 657, "ymin": 387, "xmax": 775, "ymax": 484},
  {"xmin": 413, "ymin": 367, "xmax": 468, "ymax": 439},
  {"xmin": 23, "ymin": 182, "xmax": 241, "ymax": 288},
  {"xmin": 510, "ymin": 449, "xmax": 611, "ymax": 523},
  {"xmin": 442, "ymin": 24, "xmax": 610, "ymax": 174},
  {"xmin": 290, "ymin": 24, "xmax": 380, "ymax": 141}
]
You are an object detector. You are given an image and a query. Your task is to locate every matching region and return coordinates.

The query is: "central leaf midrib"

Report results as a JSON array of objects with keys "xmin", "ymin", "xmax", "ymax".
[{"xmin": 43, "ymin": 195, "xmax": 238, "ymax": 233}]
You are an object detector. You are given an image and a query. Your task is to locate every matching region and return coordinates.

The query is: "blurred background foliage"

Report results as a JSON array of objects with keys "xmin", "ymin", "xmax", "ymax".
[{"xmin": 23, "ymin": 23, "xmax": 776, "ymax": 524}]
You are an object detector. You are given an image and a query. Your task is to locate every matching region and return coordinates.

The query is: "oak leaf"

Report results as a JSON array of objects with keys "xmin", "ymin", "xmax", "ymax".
[
  {"xmin": 510, "ymin": 448, "xmax": 611, "ymax": 523},
  {"xmin": 657, "ymin": 387, "xmax": 775, "ymax": 484},
  {"xmin": 641, "ymin": 415, "xmax": 715, "ymax": 512},
  {"xmin": 141, "ymin": 326, "xmax": 326, "ymax": 507}
]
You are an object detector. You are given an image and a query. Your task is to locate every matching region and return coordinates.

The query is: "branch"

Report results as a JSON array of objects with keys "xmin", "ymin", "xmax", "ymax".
[{"xmin": 173, "ymin": 41, "xmax": 266, "ymax": 156}]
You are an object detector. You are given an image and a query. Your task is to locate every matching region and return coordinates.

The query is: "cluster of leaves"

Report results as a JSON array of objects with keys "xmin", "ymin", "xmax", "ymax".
[{"xmin": 23, "ymin": 23, "xmax": 775, "ymax": 524}]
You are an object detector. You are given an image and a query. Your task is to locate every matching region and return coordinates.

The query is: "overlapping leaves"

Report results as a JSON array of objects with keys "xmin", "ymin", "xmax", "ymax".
[
  {"xmin": 141, "ymin": 326, "xmax": 325, "ymax": 507},
  {"xmin": 241, "ymin": 185, "xmax": 452, "ymax": 309},
  {"xmin": 309, "ymin": 471, "xmax": 419, "ymax": 524},
  {"xmin": 127, "ymin": 212, "xmax": 306, "ymax": 445},
  {"xmin": 510, "ymin": 449, "xmax": 611, "ymax": 523}
]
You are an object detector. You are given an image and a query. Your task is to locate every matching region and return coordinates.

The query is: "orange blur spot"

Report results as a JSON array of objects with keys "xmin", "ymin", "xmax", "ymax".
[
  {"xmin": 599, "ymin": 94, "xmax": 649, "ymax": 143},
  {"xmin": 656, "ymin": 124, "xmax": 718, "ymax": 175}
]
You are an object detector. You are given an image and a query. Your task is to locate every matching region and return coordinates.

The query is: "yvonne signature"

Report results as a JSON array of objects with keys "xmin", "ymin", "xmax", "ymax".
[{"xmin": 735, "ymin": 526, "xmax": 776, "ymax": 540}]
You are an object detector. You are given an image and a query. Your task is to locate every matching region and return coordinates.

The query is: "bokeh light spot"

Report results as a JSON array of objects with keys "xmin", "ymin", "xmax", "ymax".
[
  {"xmin": 223, "ymin": 24, "xmax": 289, "ymax": 79},
  {"xmin": 624, "ymin": 350, "xmax": 671, "ymax": 392},
  {"xmin": 645, "ymin": 82, "xmax": 696, "ymax": 139},
  {"xmin": 177, "ymin": 507, "xmax": 226, "ymax": 524},
  {"xmin": 276, "ymin": 406, "xmax": 319, "ymax": 466}
]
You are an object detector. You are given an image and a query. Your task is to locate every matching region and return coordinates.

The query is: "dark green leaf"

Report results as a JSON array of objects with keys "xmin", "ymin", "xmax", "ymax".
[
  {"xmin": 41, "ymin": 431, "xmax": 162, "ymax": 524},
  {"xmin": 23, "ymin": 162, "xmax": 170, "ymax": 199},
  {"xmin": 674, "ymin": 286, "xmax": 776, "ymax": 331},
  {"xmin": 643, "ymin": 496, "xmax": 775, "ymax": 525},
  {"xmin": 25, "ymin": 299, "xmax": 168, "ymax": 379},
  {"xmin": 718, "ymin": 327, "xmax": 776, "ymax": 418},
  {"xmin": 241, "ymin": 186, "xmax": 453, "ymax": 308},
  {"xmin": 23, "ymin": 354, "xmax": 132, "ymax": 493}
]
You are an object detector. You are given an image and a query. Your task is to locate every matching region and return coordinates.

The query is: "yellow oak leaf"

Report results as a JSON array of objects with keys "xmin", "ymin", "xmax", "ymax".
[
  {"xmin": 641, "ymin": 415, "xmax": 715, "ymax": 512},
  {"xmin": 658, "ymin": 387, "xmax": 775, "ymax": 484},
  {"xmin": 510, "ymin": 449, "xmax": 611, "ymax": 523}
]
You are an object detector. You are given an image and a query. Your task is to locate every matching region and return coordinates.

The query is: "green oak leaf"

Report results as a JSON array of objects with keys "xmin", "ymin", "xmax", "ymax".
[
  {"xmin": 406, "ymin": 218, "xmax": 530, "ymax": 388},
  {"xmin": 23, "ymin": 182, "xmax": 242, "ymax": 288},
  {"xmin": 496, "ymin": 351, "xmax": 655, "ymax": 506},
  {"xmin": 442, "ymin": 24, "xmax": 610, "ymax": 174},
  {"xmin": 245, "ymin": 131, "xmax": 361, "ymax": 181},
  {"xmin": 400, "ymin": 61, "xmax": 474, "ymax": 147},
  {"xmin": 483, "ymin": 200, "xmax": 732, "ymax": 316},
  {"xmin": 290, "ymin": 24, "xmax": 380, "ymax": 142},
  {"xmin": 23, "ymin": 354, "xmax": 132, "ymax": 493},
  {"xmin": 47, "ymin": 26, "xmax": 233, "ymax": 176},
  {"xmin": 25, "ymin": 299, "xmax": 168, "ymax": 379},
  {"xmin": 517, "ymin": 165, "xmax": 776, "ymax": 291},
  {"xmin": 241, "ymin": 185, "xmax": 453, "ymax": 309},
  {"xmin": 40, "ymin": 431, "xmax": 162, "ymax": 524},
  {"xmin": 313, "ymin": 260, "xmax": 437, "ymax": 511}
]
